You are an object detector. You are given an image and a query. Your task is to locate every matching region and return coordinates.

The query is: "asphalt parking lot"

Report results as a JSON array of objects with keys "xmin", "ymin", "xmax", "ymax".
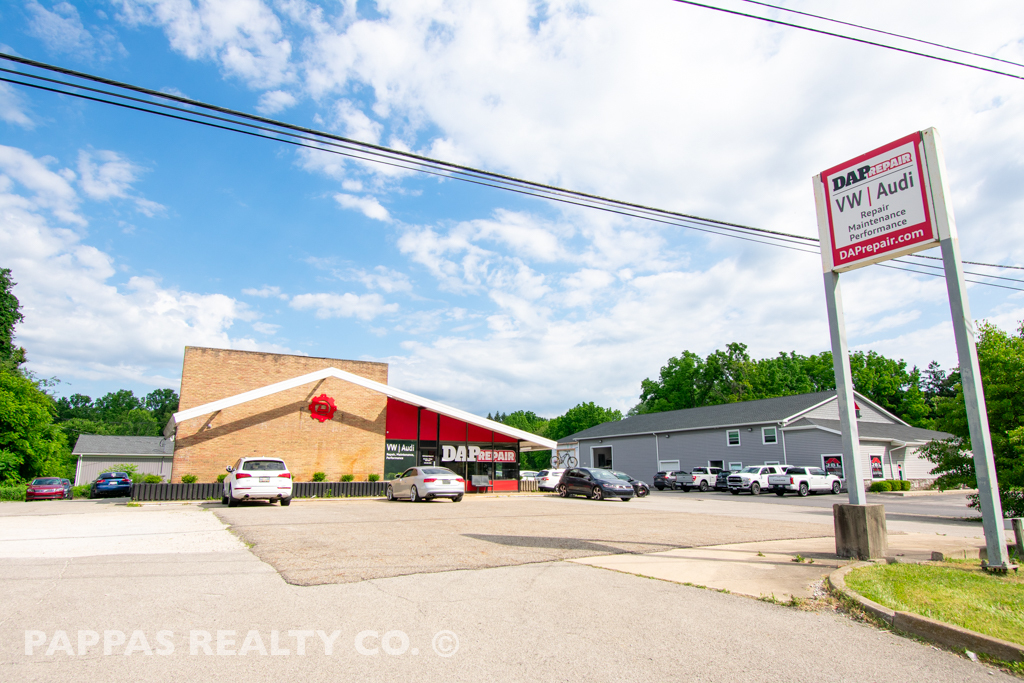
[
  {"xmin": 0, "ymin": 495, "xmax": 1012, "ymax": 683},
  {"xmin": 212, "ymin": 494, "xmax": 832, "ymax": 585}
]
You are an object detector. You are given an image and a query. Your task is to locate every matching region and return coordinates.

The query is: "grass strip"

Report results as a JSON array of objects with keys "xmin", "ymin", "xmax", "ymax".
[{"xmin": 846, "ymin": 562, "xmax": 1024, "ymax": 646}]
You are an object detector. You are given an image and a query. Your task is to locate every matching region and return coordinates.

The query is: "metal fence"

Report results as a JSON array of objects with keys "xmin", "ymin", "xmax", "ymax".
[
  {"xmin": 132, "ymin": 482, "xmax": 220, "ymax": 501},
  {"xmin": 292, "ymin": 481, "xmax": 386, "ymax": 498},
  {"xmin": 518, "ymin": 479, "xmax": 539, "ymax": 492},
  {"xmin": 132, "ymin": 481, "xmax": 387, "ymax": 501}
]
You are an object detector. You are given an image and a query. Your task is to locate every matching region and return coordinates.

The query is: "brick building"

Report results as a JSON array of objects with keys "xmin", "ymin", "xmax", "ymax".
[{"xmin": 166, "ymin": 347, "xmax": 554, "ymax": 488}]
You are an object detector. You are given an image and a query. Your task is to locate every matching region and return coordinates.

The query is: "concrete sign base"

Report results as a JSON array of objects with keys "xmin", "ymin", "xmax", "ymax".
[{"xmin": 834, "ymin": 504, "xmax": 888, "ymax": 560}]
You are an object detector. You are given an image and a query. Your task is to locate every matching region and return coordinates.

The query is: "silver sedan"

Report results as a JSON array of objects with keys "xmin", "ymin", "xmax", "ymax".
[{"xmin": 386, "ymin": 467, "xmax": 465, "ymax": 502}]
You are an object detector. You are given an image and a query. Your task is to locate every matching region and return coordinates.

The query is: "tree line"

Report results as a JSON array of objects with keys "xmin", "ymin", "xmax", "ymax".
[{"xmin": 0, "ymin": 268, "xmax": 178, "ymax": 484}]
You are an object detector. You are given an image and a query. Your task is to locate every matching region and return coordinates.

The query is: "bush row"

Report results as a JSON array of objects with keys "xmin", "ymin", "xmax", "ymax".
[
  {"xmin": 0, "ymin": 485, "xmax": 28, "ymax": 502},
  {"xmin": 868, "ymin": 479, "xmax": 912, "ymax": 492}
]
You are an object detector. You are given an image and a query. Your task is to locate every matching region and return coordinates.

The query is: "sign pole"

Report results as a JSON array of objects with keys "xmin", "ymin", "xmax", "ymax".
[
  {"xmin": 821, "ymin": 270, "xmax": 866, "ymax": 505},
  {"xmin": 920, "ymin": 130, "xmax": 1009, "ymax": 569}
]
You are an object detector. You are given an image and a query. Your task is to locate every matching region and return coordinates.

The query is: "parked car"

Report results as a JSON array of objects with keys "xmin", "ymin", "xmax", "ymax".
[
  {"xmin": 520, "ymin": 470, "xmax": 539, "ymax": 480},
  {"xmin": 61, "ymin": 479, "xmax": 72, "ymax": 499},
  {"xmin": 715, "ymin": 470, "xmax": 732, "ymax": 491},
  {"xmin": 653, "ymin": 470, "xmax": 687, "ymax": 491},
  {"xmin": 557, "ymin": 468, "xmax": 635, "ymax": 501},
  {"xmin": 611, "ymin": 470, "xmax": 649, "ymax": 497},
  {"xmin": 26, "ymin": 477, "xmax": 68, "ymax": 501},
  {"xmin": 727, "ymin": 465, "xmax": 785, "ymax": 495},
  {"xmin": 90, "ymin": 472, "xmax": 133, "ymax": 499},
  {"xmin": 683, "ymin": 466, "xmax": 723, "ymax": 492},
  {"xmin": 769, "ymin": 467, "xmax": 842, "ymax": 497},
  {"xmin": 223, "ymin": 458, "xmax": 293, "ymax": 506},
  {"xmin": 386, "ymin": 466, "xmax": 465, "ymax": 502},
  {"xmin": 536, "ymin": 469, "xmax": 566, "ymax": 492}
]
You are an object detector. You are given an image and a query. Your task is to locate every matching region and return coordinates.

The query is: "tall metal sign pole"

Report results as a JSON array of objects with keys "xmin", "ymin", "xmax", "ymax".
[{"xmin": 812, "ymin": 128, "xmax": 1009, "ymax": 568}]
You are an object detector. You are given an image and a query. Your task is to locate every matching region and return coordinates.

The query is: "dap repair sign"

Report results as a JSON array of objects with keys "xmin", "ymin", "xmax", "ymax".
[{"xmin": 816, "ymin": 131, "xmax": 939, "ymax": 272}]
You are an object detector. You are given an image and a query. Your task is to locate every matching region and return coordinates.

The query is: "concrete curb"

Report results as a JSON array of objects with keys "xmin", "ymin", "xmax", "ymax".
[
  {"xmin": 827, "ymin": 563, "xmax": 1024, "ymax": 662},
  {"xmin": 877, "ymin": 489, "xmax": 978, "ymax": 497}
]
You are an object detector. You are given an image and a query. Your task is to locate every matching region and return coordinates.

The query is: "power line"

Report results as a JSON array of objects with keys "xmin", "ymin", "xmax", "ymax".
[
  {"xmin": 739, "ymin": 0, "xmax": 1024, "ymax": 71},
  {"xmin": 669, "ymin": 0, "xmax": 1024, "ymax": 81},
  {"xmin": 909, "ymin": 253, "xmax": 1024, "ymax": 271},
  {"xmin": 1, "ymin": 54, "xmax": 1021, "ymax": 292}
]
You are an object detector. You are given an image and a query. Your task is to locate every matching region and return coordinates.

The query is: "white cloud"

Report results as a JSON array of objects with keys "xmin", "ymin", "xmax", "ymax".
[
  {"xmin": 290, "ymin": 292, "xmax": 398, "ymax": 320},
  {"xmin": 353, "ymin": 266, "xmax": 413, "ymax": 294},
  {"xmin": 333, "ymin": 193, "xmax": 390, "ymax": 221},
  {"xmin": 331, "ymin": 99, "xmax": 382, "ymax": 144},
  {"xmin": 252, "ymin": 321, "xmax": 280, "ymax": 335},
  {"xmin": 77, "ymin": 149, "xmax": 140, "ymax": 200},
  {"xmin": 25, "ymin": 1, "xmax": 94, "ymax": 54},
  {"xmin": 256, "ymin": 89, "xmax": 297, "ymax": 114},
  {"xmin": 0, "ymin": 83, "xmax": 34, "ymax": 129},
  {"xmin": 0, "ymin": 144, "xmax": 82, "ymax": 225},
  {"xmin": 76, "ymin": 149, "xmax": 166, "ymax": 215},
  {"xmin": 26, "ymin": 0, "xmax": 125, "ymax": 60},
  {"xmin": 242, "ymin": 285, "xmax": 288, "ymax": 300},
  {"xmin": 115, "ymin": 0, "xmax": 294, "ymax": 87},
  {"xmin": 0, "ymin": 146, "xmax": 286, "ymax": 386}
]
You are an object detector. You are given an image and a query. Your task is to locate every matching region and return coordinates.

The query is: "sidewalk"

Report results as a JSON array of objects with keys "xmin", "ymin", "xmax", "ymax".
[{"xmin": 570, "ymin": 533, "xmax": 986, "ymax": 601}]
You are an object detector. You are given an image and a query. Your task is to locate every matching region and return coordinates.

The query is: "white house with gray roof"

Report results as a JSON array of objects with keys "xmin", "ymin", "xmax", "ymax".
[
  {"xmin": 72, "ymin": 435, "xmax": 175, "ymax": 485},
  {"xmin": 557, "ymin": 391, "xmax": 950, "ymax": 489}
]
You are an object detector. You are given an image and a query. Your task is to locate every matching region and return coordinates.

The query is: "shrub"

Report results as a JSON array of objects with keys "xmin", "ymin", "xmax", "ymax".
[
  {"xmin": 72, "ymin": 485, "xmax": 90, "ymax": 498},
  {"xmin": 0, "ymin": 485, "xmax": 27, "ymax": 502},
  {"xmin": 367, "ymin": 473, "xmax": 380, "ymax": 482},
  {"xmin": 217, "ymin": 474, "xmax": 227, "ymax": 483},
  {"xmin": 868, "ymin": 481, "xmax": 892, "ymax": 492},
  {"xmin": 312, "ymin": 471, "xmax": 326, "ymax": 482},
  {"xmin": 102, "ymin": 464, "xmax": 139, "ymax": 475},
  {"xmin": 902, "ymin": 480, "xmax": 912, "ymax": 491},
  {"xmin": 341, "ymin": 474, "xmax": 354, "ymax": 482},
  {"xmin": 143, "ymin": 474, "xmax": 163, "ymax": 484},
  {"xmin": 180, "ymin": 474, "xmax": 198, "ymax": 484}
]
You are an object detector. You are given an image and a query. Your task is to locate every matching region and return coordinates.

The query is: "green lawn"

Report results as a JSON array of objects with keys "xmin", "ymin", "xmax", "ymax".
[{"xmin": 846, "ymin": 562, "xmax": 1024, "ymax": 646}]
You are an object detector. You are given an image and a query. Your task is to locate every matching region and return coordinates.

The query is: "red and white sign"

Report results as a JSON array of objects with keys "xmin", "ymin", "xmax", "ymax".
[
  {"xmin": 818, "ymin": 132, "xmax": 938, "ymax": 272},
  {"xmin": 308, "ymin": 394, "xmax": 338, "ymax": 423},
  {"xmin": 441, "ymin": 445, "xmax": 517, "ymax": 463}
]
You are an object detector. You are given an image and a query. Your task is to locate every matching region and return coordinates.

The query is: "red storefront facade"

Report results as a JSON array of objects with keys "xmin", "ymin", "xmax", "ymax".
[{"xmin": 384, "ymin": 398, "xmax": 521, "ymax": 491}]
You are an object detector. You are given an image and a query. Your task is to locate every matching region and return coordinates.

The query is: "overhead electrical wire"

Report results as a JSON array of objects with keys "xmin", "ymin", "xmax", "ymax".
[
  {"xmin": 669, "ymin": 0, "xmax": 1024, "ymax": 81},
  {"xmin": 1, "ymin": 53, "xmax": 1021, "ymax": 293},
  {"xmin": 738, "ymin": 0, "xmax": 1024, "ymax": 71}
]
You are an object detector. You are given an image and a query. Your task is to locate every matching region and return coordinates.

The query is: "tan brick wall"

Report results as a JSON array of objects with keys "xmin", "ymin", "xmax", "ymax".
[{"xmin": 171, "ymin": 347, "xmax": 388, "ymax": 484}]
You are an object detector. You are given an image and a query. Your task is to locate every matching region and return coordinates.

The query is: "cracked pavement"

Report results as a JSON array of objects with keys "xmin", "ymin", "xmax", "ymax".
[{"xmin": 0, "ymin": 496, "xmax": 1014, "ymax": 682}]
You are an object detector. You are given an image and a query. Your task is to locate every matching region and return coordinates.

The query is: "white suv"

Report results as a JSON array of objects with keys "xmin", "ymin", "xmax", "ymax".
[
  {"xmin": 223, "ymin": 457, "xmax": 293, "ymax": 507},
  {"xmin": 536, "ymin": 469, "xmax": 566, "ymax": 492}
]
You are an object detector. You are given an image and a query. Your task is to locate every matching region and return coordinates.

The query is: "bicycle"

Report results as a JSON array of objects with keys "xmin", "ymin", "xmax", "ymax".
[{"xmin": 550, "ymin": 450, "xmax": 578, "ymax": 468}]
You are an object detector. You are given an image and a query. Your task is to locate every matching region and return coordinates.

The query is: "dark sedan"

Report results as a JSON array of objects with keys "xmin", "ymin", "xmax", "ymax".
[
  {"xmin": 90, "ymin": 472, "xmax": 133, "ymax": 498},
  {"xmin": 26, "ymin": 477, "xmax": 69, "ymax": 501},
  {"xmin": 611, "ymin": 470, "xmax": 649, "ymax": 497},
  {"xmin": 557, "ymin": 467, "xmax": 635, "ymax": 501}
]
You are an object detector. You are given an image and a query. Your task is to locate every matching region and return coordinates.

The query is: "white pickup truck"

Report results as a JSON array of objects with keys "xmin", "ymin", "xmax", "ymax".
[
  {"xmin": 727, "ymin": 465, "xmax": 787, "ymax": 495},
  {"xmin": 768, "ymin": 466, "xmax": 842, "ymax": 497},
  {"xmin": 681, "ymin": 466, "xmax": 723, "ymax": 492}
]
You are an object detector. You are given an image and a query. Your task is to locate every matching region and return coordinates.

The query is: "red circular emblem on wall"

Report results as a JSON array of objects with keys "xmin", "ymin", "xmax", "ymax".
[{"xmin": 308, "ymin": 394, "xmax": 338, "ymax": 423}]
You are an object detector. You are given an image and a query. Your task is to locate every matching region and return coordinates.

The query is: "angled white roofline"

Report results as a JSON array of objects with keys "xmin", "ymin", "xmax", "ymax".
[{"xmin": 165, "ymin": 367, "xmax": 557, "ymax": 451}]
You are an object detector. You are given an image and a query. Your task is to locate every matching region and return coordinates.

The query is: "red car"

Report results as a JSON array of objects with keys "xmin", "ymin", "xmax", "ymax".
[{"xmin": 26, "ymin": 477, "xmax": 70, "ymax": 501}]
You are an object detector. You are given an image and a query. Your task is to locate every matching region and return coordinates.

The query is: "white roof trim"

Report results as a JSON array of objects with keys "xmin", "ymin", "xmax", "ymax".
[{"xmin": 166, "ymin": 367, "xmax": 556, "ymax": 451}]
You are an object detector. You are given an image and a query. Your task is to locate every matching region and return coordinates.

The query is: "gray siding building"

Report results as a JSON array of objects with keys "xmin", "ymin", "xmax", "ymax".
[
  {"xmin": 558, "ymin": 391, "xmax": 950, "ymax": 489},
  {"xmin": 72, "ymin": 435, "xmax": 175, "ymax": 485}
]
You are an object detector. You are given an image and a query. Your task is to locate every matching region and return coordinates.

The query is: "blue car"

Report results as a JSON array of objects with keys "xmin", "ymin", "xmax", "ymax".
[{"xmin": 90, "ymin": 472, "xmax": 133, "ymax": 498}]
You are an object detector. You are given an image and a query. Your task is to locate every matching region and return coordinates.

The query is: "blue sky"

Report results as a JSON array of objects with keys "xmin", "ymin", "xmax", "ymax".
[{"xmin": 1, "ymin": 0, "xmax": 1023, "ymax": 417}]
